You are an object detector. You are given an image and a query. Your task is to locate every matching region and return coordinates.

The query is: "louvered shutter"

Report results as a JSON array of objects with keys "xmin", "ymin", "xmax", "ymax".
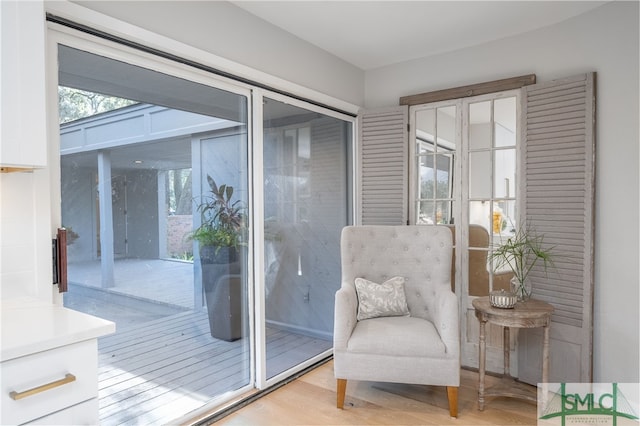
[
  {"xmin": 358, "ymin": 106, "xmax": 408, "ymax": 225},
  {"xmin": 518, "ymin": 73, "xmax": 596, "ymax": 384}
]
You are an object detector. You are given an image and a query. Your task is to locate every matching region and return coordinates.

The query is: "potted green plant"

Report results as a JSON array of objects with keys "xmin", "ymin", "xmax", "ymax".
[
  {"xmin": 190, "ymin": 175, "xmax": 246, "ymax": 260},
  {"xmin": 189, "ymin": 175, "xmax": 246, "ymax": 341},
  {"xmin": 489, "ymin": 223, "xmax": 554, "ymax": 301}
]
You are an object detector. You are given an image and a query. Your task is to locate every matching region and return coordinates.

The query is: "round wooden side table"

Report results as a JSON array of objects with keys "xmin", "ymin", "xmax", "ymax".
[{"xmin": 472, "ymin": 296, "xmax": 554, "ymax": 411}]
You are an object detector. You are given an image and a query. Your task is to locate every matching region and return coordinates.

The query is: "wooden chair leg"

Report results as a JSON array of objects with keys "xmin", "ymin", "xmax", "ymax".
[
  {"xmin": 336, "ymin": 379, "xmax": 347, "ymax": 409},
  {"xmin": 447, "ymin": 386, "xmax": 458, "ymax": 418}
]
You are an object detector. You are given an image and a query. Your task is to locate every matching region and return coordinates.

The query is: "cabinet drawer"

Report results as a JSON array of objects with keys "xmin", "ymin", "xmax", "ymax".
[
  {"xmin": 29, "ymin": 398, "xmax": 98, "ymax": 425},
  {"xmin": 1, "ymin": 339, "xmax": 98, "ymax": 425}
]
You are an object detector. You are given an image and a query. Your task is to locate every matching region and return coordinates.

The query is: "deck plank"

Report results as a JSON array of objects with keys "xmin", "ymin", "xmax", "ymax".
[
  {"xmin": 95, "ymin": 309, "xmax": 330, "ymax": 425},
  {"xmin": 102, "ymin": 349, "xmax": 250, "ymax": 425}
]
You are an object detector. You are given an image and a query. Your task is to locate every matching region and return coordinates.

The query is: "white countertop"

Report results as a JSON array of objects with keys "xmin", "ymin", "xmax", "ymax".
[{"xmin": 1, "ymin": 297, "xmax": 116, "ymax": 362}]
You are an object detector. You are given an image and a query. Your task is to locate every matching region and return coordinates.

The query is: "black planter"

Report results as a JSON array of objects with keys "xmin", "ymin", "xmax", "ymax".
[{"xmin": 200, "ymin": 245, "xmax": 243, "ymax": 341}]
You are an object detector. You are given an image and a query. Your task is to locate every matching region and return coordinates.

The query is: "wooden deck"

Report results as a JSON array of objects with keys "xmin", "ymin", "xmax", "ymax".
[
  {"xmin": 83, "ymin": 311, "xmax": 331, "ymax": 426},
  {"xmin": 96, "ymin": 309, "xmax": 331, "ymax": 425},
  {"xmin": 66, "ymin": 258, "xmax": 332, "ymax": 424}
]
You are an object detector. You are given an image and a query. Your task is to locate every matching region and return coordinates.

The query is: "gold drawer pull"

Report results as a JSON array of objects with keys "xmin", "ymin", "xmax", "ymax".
[{"xmin": 9, "ymin": 373, "xmax": 76, "ymax": 400}]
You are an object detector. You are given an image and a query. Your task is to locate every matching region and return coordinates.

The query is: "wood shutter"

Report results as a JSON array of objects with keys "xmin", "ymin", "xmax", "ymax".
[
  {"xmin": 358, "ymin": 106, "xmax": 408, "ymax": 225},
  {"xmin": 518, "ymin": 73, "xmax": 596, "ymax": 384}
]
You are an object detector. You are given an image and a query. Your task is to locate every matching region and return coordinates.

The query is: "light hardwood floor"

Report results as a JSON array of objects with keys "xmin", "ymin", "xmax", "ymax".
[{"xmin": 214, "ymin": 360, "xmax": 538, "ymax": 425}]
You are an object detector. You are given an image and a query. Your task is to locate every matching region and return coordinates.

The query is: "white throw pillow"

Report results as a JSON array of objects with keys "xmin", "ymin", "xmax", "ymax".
[{"xmin": 354, "ymin": 276, "xmax": 410, "ymax": 321}]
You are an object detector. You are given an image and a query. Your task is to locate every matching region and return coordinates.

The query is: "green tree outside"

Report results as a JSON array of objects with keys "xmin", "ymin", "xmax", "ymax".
[{"xmin": 58, "ymin": 86, "xmax": 136, "ymax": 124}]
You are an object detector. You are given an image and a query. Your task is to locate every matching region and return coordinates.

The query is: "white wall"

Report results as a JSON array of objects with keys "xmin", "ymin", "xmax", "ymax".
[
  {"xmin": 365, "ymin": 1, "xmax": 639, "ymax": 383},
  {"xmin": 69, "ymin": 0, "xmax": 365, "ymax": 108}
]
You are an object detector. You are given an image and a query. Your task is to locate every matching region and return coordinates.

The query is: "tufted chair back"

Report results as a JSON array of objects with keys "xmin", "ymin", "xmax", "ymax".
[{"xmin": 340, "ymin": 225, "xmax": 453, "ymax": 322}]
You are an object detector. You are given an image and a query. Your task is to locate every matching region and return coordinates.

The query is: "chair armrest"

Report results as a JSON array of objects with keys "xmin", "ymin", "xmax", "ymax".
[
  {"xmin": 333, "ymin": 283, "xmax": 358, "ymax": 350},
  {"xmin": 429, "ymin": 289, "xmax": 459, "ymax": 356}
]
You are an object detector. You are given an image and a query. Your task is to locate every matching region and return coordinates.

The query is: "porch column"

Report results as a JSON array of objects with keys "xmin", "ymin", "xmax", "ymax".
[
  {"xmin": 157, "ymin": 170, "xmax": 168, "ymax": 259},
  {"xmin": 192, "ymin": 137, "xmax": 204, "ymax": 309},
  {"xmin": 98, "ymin": 150, "xmax": 115, "ymax": 288}
]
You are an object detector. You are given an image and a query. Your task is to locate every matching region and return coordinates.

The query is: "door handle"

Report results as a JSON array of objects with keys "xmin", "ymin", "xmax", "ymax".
[{"xmin": 9, "ymin": 373, "xmax": 76, "ymax": 400}]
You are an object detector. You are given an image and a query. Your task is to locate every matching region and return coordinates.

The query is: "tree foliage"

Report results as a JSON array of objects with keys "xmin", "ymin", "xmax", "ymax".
[{"xmin": 58, "ymin": 86, "xmax": 137, "ymax": 124}]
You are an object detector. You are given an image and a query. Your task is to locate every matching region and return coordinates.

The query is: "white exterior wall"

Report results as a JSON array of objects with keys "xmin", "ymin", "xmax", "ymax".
[{"xmin": 365, "ymin": 2, "xmax": 639, "ymax": 383}]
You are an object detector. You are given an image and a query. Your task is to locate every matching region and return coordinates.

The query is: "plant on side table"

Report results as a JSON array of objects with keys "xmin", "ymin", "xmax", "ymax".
[
  {"xmin": 489, "ymin": 223, "xmax": 555, "ymax": 303},
  {"xmin": 189, "ymin": 175, "xmax": 246, "ymax": 341}
]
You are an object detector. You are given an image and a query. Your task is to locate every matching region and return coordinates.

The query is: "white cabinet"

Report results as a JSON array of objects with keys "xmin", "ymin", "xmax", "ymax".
[
  {"xmin": 1, "ymin": 300, "xmax": 115, "ymax": 425},
  {"xmin": 1, "ymin": 340, "xmax": 97, "ymax": 425},
  {"xmin": 0, "ymin": 0, "xmax": 47, "ymax": 168}
]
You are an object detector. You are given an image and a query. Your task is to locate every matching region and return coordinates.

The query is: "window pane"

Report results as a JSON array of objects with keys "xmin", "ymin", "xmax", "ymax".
[
  {"xmin": 494, "ymin": 97, "xmax": 516, "ymax": 147},
  {"xmin": 468, "ymin": 248, "xmax": 489, "ymax": 296},
  {"xmin": 435, "ymin": 153, "xmax": 454, "ymax": 199},
  {"xmin": 491, "ymin": 201, "xmax": 506, "ymax": 234},
  {"xmin": 419, "ymin": 153, "xmax": 435, "ymax": 199},
  {"xmin": 494, "ymin": 148, "xmax": 516, "ymax": 198},
  {"xmin": 436, "ymin": 200, "xmax": 453, "ymax": 225},
  {"xmin": 469, "ymin": 101, "xmax": 491, "ymax": 150},
  {"xmin": 469, "ymin": 200, "xmax": 489, "ymax": 237},
  {"xmin": 469, "ymin": 151, "xmax": 491, "ymax": 198},
  {"xmin": 418, "ymin": 200, "xmax": 435, "ymax": 224},
  {"xmin": 437, "ymin": 106, "xmax": 457, "ymax": 151},
  {"xmin": 416, "ymin": 109, "xmax": 436, "ymax": 145},
  {"xmin": 497, "ymin": 199, "xmax": 517, "ymax": 233}
]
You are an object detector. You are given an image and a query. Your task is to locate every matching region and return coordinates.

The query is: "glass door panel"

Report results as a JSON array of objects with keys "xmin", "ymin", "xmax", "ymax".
[
  {"xmin": 467, "ymin": 96, "xmax": 518, "ymax": 294},
  {"xmin": 463, "ymin": 93, "xmax": 519, "ymax": 373},
  {"xmin": 58, "ymin": 44, "xmax": 251, "ymax": 424},
  {"xmin": 414, "ymin": 105, "xmax": 457, "ymax": 226},
  {"xmin": 412, "ymin": 103, "xmax": 458, "ymax": 296},
  {"xmin": 262, "ymin": 97, "xmax": 352, "ymax": 379}
]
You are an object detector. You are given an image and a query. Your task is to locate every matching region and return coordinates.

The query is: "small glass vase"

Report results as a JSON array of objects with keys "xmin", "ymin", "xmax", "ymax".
[{"xmin": 510, "ymin": 276, "xmax": 531, "ymax": 301}]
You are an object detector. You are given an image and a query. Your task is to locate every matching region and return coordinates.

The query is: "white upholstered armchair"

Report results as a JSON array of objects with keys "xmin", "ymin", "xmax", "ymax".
[{"xmin": 334, "ymin": 225, "xmax": 460, "ymax": 417}]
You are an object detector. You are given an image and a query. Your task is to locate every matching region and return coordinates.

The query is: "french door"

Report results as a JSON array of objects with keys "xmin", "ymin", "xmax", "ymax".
[{"xmin": 409, "ymin": 90, "xmax": 521, "ymax": 374}]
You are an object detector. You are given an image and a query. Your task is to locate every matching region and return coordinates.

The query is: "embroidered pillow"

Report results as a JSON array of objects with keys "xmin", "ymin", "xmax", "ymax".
[{"xmin": 354, "ymin": 276, "xmax": 410, "ymax": 321}]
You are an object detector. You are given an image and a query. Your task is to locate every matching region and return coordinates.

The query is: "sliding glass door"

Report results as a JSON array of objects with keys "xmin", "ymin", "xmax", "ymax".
[
  {"xmin": 51, "ymin": 26, "xmax": 355, "ymax": 422},
  {"xmin": 260, "ymin": 96, "xmax": 353, "ymax": 381}
]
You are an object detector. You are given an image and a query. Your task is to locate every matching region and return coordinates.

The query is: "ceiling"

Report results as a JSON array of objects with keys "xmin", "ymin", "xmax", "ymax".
[{"xmin": 232, "ymin": 1, "xmax": 607, "ymax": 70}]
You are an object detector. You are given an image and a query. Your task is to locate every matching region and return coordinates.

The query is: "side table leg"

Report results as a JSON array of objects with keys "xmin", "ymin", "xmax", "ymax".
[
  {"xmin": 478, "ymin": 319, "xmax": 487, "ymax": 411},
  {"xmin": 504, "ymin": 326, "xmax": 510, "ymax": 377},
  {"xmin": 541, "ymin": 324, "xmax": 551, "ymax": 411},
  {"xmin": 542, "ymin": 324, "xmax": 550, "ymax": 384}
]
